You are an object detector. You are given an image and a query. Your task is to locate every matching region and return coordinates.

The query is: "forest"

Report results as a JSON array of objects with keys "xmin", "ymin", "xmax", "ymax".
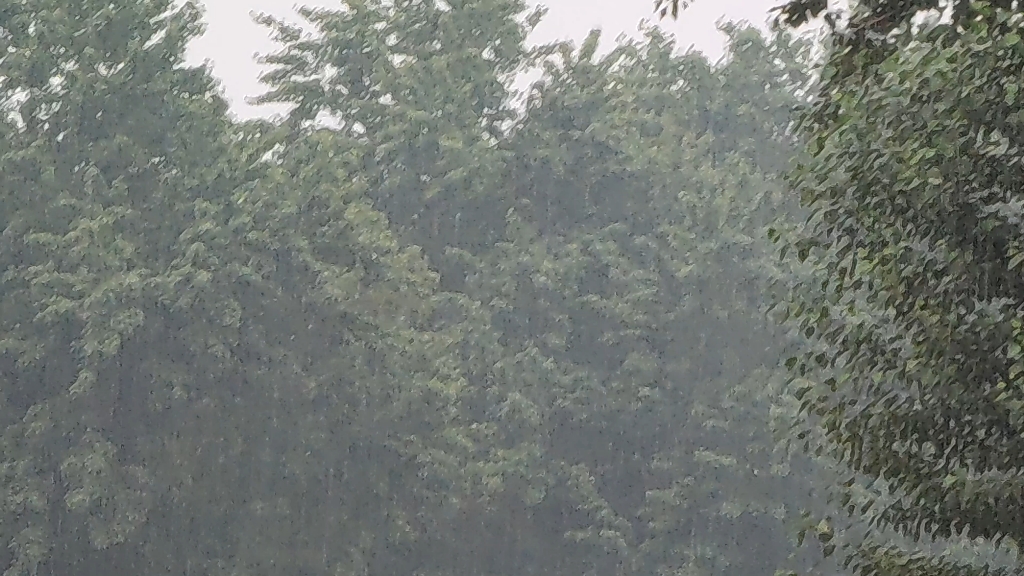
[{"xmin": 0, "ymin": 0, "xmax": 1022, "ymax": 575}]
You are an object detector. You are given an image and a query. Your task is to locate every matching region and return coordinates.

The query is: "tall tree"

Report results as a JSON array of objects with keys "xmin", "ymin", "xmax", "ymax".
[
  {"xmin": 258, "ymin": 0, "xmax": 826, "ymax": 571},
  {"xmin": 771, "ymin": 2, "xmax": 1024, "ymax": 575},
  {"xmin": 0, "ymin": 2, "xmax": 478, "ymax": 574},
  {"xmin": 488, "ymin": 25, "xmax": 821, "ymax": 576},
  {"xmin": 0, "ymin": 1, "xmax": 248, "ymax": 572}
]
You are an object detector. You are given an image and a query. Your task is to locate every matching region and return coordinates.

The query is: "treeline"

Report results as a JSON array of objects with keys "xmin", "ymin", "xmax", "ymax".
[
  {"xmin": 0, "ymin": 0, "xmax": 824, "ymax": 574},
  {"xmin": 2, "ymin": 0, "xmax": 1021, "ymax": 575}
]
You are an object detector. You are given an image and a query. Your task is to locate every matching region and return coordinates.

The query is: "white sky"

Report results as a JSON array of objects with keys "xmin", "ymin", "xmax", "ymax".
[{"xmin": 188, "ymin": 0, "xmax": 783, "ymax": 119}]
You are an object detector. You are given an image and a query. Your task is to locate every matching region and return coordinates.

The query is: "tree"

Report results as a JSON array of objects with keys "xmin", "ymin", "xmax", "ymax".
[
  {"xmin": 771, "ymin": 2, "xmax": 1024, "ymax": 575},
  {"xmin": 0, "ymin": 1, "xmax": 479, "ymax": 574},
  {"xmin": 258, "ymin": 0, "xmax": 826, "ymax": 571},
  {"xmin": 0, "ymin": 1, "xmax": 251, "ymax": 572}
]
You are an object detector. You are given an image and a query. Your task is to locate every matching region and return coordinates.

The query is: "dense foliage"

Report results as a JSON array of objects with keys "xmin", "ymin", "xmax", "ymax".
[
  {"xmin": 766, "ymin": 2, "xmax": 1024, "ymax": 576},
  {"xmin": 0, "ymin": 0, "xmax": 840, "ymax": 575},
  {"xmin": 17, "ymin": 0, "xmax": 1024, "ymax": 574},
  {"xmin": 8, "ymin": 0, "xmax": 1024, "ymax": 569},
  {"xmin": 252, "ymin": 3, "xmax": 828, "ymax": 574}
]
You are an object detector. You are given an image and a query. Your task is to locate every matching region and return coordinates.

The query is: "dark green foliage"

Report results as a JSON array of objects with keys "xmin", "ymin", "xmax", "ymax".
[{"xmin": 772, "ymin": 2, "xmax": 1024, "ymax": 576}]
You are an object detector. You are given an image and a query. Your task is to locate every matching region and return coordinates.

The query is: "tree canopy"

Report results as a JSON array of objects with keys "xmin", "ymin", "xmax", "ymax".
[
  {"xmin": 0, "ymin": 0, "xmax": 831, "ymax": 574},
  {"xmin": 5, "ymin": 0, "xmax": 1022, "ymax": 574},
  {"xmin": 768, "ymin": 1, "xmax": 1024, "ymax": 576}
]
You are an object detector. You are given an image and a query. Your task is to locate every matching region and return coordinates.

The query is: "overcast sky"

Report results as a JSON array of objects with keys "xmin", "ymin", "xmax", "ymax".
[{"xmin": 187, "ymin": 0, "xmax": 783, "ymax": 119}]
